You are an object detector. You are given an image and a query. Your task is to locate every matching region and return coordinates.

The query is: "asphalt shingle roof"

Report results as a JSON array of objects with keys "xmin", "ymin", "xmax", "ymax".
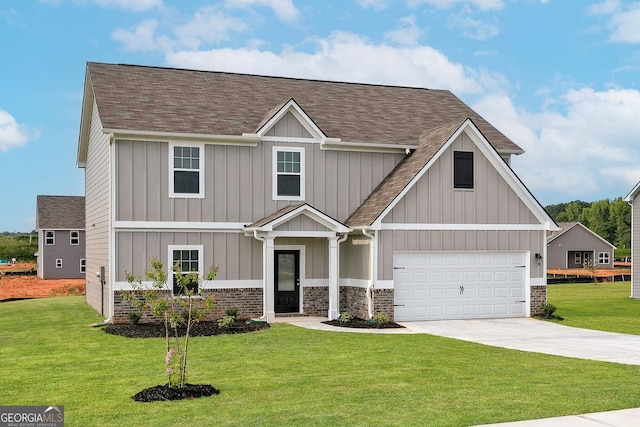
[
  {"xmin": 87, "ymin": 62, "xmax": 523, "ymax": 152},
  {"xmin": 36, "ymin": 196, "xmax": 85, "ymax": 230}
]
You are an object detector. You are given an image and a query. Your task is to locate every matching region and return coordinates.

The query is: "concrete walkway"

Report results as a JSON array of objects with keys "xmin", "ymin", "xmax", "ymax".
[{"xmin": 287, "ymin": 317, "xmax": 640, "ymax": 426}]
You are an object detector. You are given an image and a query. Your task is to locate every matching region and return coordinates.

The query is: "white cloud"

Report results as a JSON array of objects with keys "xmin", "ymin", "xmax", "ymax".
[
  {"xmin": 384, "ymin": 15, "xmax": 423, "ymax": 46},
  {"xmin": 164, "ymin": 31, "xmax": 485, "ymax": 94},
  {"xmin": 224, "ymin": 0, "xmax": 299, "ymax": 23},
  {"xmin": 112, "ymin": 19, "xmax": 169, "ymax": 52},
  {"xmin": 447, "ymin": 9, "xmax": 500, "ymax": 40},
  {"xmin": 474, "ymin": 88, "xmax": 640, "ymax": 202},
  {"xmin": 0, "ymin": 110, "xmax": 37, "ymax": 152},
  {"xmin": 174, "ymin": 7, "xmax": 248, "ymax": 50},
  {"xmin": 589, "ymin": 0, "xmax": 640, "ymax": 43},
  {"xmin": 357, "ymin": 0, "xmax": 391, "ymax": 10},
  {"xmin": 407, "ymin": 0, "xmax": 504, "ymax": 11},
  {"xmin": 39, "ymin": 0, "xmax": 162, "ymax": 11}
]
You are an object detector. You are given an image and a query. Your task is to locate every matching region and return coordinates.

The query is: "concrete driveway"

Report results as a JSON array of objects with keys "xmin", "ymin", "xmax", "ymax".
[{"xmin": 398, "ymin": 318, "xmax": 640, "ymax": 366}]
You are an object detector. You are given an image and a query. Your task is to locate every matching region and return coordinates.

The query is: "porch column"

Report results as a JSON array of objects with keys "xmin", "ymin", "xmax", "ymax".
[
  {"xmin": 328, "ymin": 236, "xmax": 339, "ymax": 320},
  {"xmin": 264, "ymin": 236, "xmax": 276, "ymax": 323}
]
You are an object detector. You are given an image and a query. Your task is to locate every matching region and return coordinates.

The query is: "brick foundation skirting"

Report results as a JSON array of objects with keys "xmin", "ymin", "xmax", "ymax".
[{"xmin": 530, "ymin": 285, "xmax": 547, "ymax": 316}]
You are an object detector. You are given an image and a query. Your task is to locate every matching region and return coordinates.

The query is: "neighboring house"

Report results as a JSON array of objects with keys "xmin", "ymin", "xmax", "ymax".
[
  {"xmin": 36, "ymin": 195, "xmax": 86, "ymax": 279},
  {"xmin": 625, "ymin": 183, "xmax": 640, "ymax": 298},
  {"xmin": 546, "ymin": 222, "xmax": 615, "ymax": 270},
  {"xmin": 77, "ymin": 62, "xmax": 557, "ymax": 323}
]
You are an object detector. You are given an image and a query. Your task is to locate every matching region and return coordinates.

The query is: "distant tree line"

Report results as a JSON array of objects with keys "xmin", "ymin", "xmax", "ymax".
[
  {"xmin": 0, "ymin": 233, "xmax": 38, "ymax": 261},
  {"xmin": 545, "ymin": 198, "xmax": 631, "ymax": 253}
]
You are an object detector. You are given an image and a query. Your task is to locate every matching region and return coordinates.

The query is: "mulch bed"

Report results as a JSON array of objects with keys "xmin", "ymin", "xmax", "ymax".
[
  {"xmin": 323, "ymin": 317, "xmax": 404, "ymax": 329},
  {"xmin": 133, "ymin": 383, "xmax": 220, "ymax": 402},
  {"xmin": 103, "ymin": 319, "xmax": 269, "ymax": 338}
]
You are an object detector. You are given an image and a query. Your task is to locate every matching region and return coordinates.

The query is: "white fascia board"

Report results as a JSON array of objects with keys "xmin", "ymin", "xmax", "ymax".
[
  {"xmin": 256, "ymin": 99, "xmax": 327, "ymax": 141},
  {"xmin": 268, "ymin": 231, "xmax": 338, "ymax": 238},
  {"xmin": 320, "ymin": 140, "xmax": 416, "ymax": 154},
  {"xmin": 259, "ymin": 204, "xmax": 350, "ymax": 233},
  {"xmin": 105, "ymin": 129, "xmax": 260, "ymax": 146},
  {"xmin": 372, "ymin": 119, "xmax": 558, "ymax": 231},
  {"xmin": 77, "ymin": 74, "xmax": 94, "ymax": 168},
  {"xmin": 624, "ymin": 180, "xmax": 640, "ymax": 201},
  {"xmin": 380, "ymin": 223, "xmax": 548, "ymax": 231},
  {"xmin": 113, "ymin": 221, "xmax": 247, "ymax": 231}
]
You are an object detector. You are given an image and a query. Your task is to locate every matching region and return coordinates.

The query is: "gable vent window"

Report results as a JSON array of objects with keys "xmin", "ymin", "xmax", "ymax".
[
  {"xmin": 273, "ymin": 147, "xmax": 305, "ymax": 200},
  {"xmin": 454, "ymin": 151, "xmax": 474, "ymax": 189},
  {"xmin": 169, "ymin": 143, "xmax": 204, "ymax": 198}
]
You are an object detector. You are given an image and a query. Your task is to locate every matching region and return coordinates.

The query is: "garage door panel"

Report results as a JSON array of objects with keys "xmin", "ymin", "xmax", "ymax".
[{"xmin": 394, "ymin": 252, "xmax": 527, "ymax": 321}]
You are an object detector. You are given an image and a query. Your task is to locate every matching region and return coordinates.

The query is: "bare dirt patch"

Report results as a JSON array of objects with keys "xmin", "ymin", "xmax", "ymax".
[{"xmin": 0, "ymin": 263, "xmax": 85, "ymax": 301}]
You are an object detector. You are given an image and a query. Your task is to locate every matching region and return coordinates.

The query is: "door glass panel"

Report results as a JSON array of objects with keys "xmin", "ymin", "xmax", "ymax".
[{"xmin": 277, "ymin": 254, "xmax": 296, "ymax": 291}]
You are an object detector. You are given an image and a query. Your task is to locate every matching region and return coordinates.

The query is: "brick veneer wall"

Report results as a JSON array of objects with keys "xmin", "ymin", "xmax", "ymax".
[
  {"xmin": 112, "ymin": 288, "xmax": 263, "ymax": 324},
  {"xmin": 303, "ymin": 286, "xmax": 329, "ymax": 316},
  {"xmin": 530, "ymin": 285, "xmax": 547, "ymax": 316},
  {"xmin": 339, "ymin": 286, "xmax": 395, "ymax": 321}
]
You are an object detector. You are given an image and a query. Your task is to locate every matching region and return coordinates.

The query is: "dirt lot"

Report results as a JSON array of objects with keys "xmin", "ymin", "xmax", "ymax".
[{"xmin": 0, "ymin": 263, "xmax": 85, "ymax": 301}]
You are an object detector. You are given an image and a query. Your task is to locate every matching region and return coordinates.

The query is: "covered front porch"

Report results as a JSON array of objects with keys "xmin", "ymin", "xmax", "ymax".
[{"xmin": 245, "ymin": 203, "xmax": 351, "ymax": 322}]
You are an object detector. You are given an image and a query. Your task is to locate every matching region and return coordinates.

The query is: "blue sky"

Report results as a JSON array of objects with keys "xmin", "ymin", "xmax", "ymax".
[{"xmin": 1, "ymin": 0, "xmax": 640, "ymax": 232}]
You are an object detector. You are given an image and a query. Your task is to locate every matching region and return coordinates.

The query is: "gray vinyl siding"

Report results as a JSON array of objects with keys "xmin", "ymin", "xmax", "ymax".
[
  {"xmin": 273, "ymin": 215, "xmax": 331, "ymax": 232},
  {"xmin": 84, "ymin": 97, "xmax": 111, "ymax": 315},
  {"xmin": 632, "ymin": 196, "xmax": 640, "ymax": 298},
  {"xmin": 547, "ymin": 226, "xmax": 614, "ymax": 270},
  {"xmin": 264, "ymin": 112, "xmax": 313, "ymax": 138},
  {"xmin": 378, "ymin": 230, "xmax": 545, "ymax": 280},
  {"xmin": 40, "ymin": 230, "xmax": 85, "ymax": 279},
  {"xmin": 115, "ymin": 139, "xmax": 404, "ymax": 224},
  {"xmin": 115, "ymin": 231, "xmax": 263, "ymax": 282},
  {"xmin": 384, "ymin": 132, "xmax": 538, "ymax": 225},
  {"xmin": 340, "ymin": 235, "xmax": 371, "ymax": 280}
]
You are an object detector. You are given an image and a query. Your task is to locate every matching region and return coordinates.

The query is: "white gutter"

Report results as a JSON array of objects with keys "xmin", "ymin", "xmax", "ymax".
[{"xmin": 362, "ymin": 228, "xmax": 377, "ymax": 319}]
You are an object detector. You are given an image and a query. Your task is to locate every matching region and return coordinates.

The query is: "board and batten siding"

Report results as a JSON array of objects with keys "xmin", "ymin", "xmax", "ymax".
[
  {"xmin": 632, "ymin": 196, "xmax": 640, "ymax": 298},
  {"xmin": 85, "ymin": 97, "xmax": 111, "ymax": 315},
  {"xmin": 115, "ymin": 231, "xmax": 263, "ymax": 282},
  {"xmin": 383, "ymin": 133, "xmax": 538, "ymax": 225},
  {"xmin": 340, "ymin": 235, "xmax": 371, "ymax": 281},
  {"xmin": 114, "ymin": 139, "xmax": 404, "ymax": 224}
]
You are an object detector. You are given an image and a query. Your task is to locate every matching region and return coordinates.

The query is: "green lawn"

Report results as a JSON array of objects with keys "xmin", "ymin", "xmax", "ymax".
[
  {"xmin": 547, "ymin": 281, "xmax": 640, "ymax": 335},
  {"xmin": 1, "ymin": 297, "xmax": 640, "ymax": 426}
]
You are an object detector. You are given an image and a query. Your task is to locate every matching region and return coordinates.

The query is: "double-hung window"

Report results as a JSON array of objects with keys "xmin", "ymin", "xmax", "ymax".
[
  {"xmin": 273, "ymin": 147, "xmax": 305, "ymax": 200},
  {"xmin": 169, "ymin": 245, "xmax": 203, "ymax": 295},
  {"xmin": 453, "ymin": 151, "xmax": 474, "ymax": 189},
  {"xmin": 80, "ymin": 258, "xmax": 86, "ymax": 273},
  {"xmin": 598, "ymin": 252, "xmax": 610, "ymax": 265},
  {"xmin": 45, "ymin": 231, "xmax": 55, "ymax": 245},
  {"xmin": 70, "ymin": 231, "xmax": 80, "ymax": 245},
  {"xmin": 169, "ymin": 143, "xmax": 205, "ymax": 198}
]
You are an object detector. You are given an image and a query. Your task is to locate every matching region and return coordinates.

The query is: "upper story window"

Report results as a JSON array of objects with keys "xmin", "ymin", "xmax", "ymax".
[
  {"xmin": 169, "ymin": 143, "xmax": 205, "ymax": 198},
  {"xmin": 45, "ymin": 231, "xmax": 55, "ymax": 245},
  {"xmin": 169, "ymin": 245, "xmax": 203, "ymax": 295},
  {"xmin": 453, "ymin": 151, "xmax": 474, "ymax": 189},
  {"xmin": 273, "ymin": 146, "xmax": 305, "ymax": 201},
  {"xmin": 70, "ymin": 231, "xmax": 80, "ymax": 245}
]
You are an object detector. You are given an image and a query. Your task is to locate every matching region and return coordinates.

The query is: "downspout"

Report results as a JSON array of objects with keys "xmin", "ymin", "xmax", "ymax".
[
  {"xmin": 252, "ymin": 229, "xmax": 268, "ymax": 320},
  {"xmin": 362, "ymin": 228, "xmax": 377, "ymax": 319}
]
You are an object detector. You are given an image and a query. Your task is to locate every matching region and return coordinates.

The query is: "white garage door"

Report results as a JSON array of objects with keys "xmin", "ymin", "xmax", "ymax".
[{"xmin": 394, "ymin": 252, "xmax": 527, "ymax": 321}]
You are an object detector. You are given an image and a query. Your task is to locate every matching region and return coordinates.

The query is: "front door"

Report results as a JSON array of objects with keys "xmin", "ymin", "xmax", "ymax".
[{"xmin": 274, "ymin": 250, "xmax": 300, "ymax": 313}]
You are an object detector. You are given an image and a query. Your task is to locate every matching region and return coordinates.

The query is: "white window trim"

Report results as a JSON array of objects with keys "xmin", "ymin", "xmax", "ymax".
[
  {"xmin": 80, "ymin": 258, "xmax": 86, "ymax": 273},
  {"xmin": 168, "ymin": 245, "xmax": 204, "ymax": 296},
  {"xmin": 272, "ymin": 146, "xmax": 305, "ymax": 201},
  {"xmin": 45, "ymin": 231, "xmax": 55, "ymax": 246},
  {"xmin": 55, "ymin": 259, "xmax": 62, "ymax": 269},
  {"xmin": 70, "ymin": 230, "xmax": 80, "ymax": 245},
  {"xmin": 169, "ymin": 142, "xmax": 205, "ymax": 199},
  {"xmin": 598, "ymin": 252, "xmax": 610, "ymax": 264}
]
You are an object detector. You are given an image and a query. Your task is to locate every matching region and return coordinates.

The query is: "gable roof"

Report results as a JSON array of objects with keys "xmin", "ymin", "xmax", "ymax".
[
  {"xmin": 346, "ymin": 118, "xmax": 557, "ymax": 230},
  {"xmin": 547, "ymin": 221, "xmax": 616, "ymax": 248},
  {"xmin": 625, "ymin": 181, "xmax": 640, "ymax": 201},
  {"xmin": 246, "ymin": 203, "xmax": 350, "ymax": 233},
  {"xmin": 81, "ymin": 62, "xmax": 523, "ymax": 153},
  {"xmin": 36, "ymin": 195, "xmax": 85, "ymax": 230}
]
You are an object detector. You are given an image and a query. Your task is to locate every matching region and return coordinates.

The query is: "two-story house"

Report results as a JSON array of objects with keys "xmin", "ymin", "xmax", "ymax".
[
  {"xmin": 36, "ymin": 195, "xmax": 86, "ymax": 279},
  {"xmin": 77, "ymin": 62, "xmax": 557, "ymax": 323}
]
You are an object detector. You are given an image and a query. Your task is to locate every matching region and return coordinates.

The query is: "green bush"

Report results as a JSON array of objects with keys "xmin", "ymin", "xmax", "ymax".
[
  {"xmin": 338, "ymin": 312, "xmax": 353, "ymax": 323},
  {"xmin": 217, "ymin": 315, "xmax": 236, "ymax": 328},
  {"xmin": 128, "ymin": 312, "xmax": 141, "ymax": 325},
  {"xmin": 372, "ymin": 313, "xmax": 390, "ymax": 324},
  {"xmin": 225, "ymin": 307, "xmax": 239, "ymax": 318}
]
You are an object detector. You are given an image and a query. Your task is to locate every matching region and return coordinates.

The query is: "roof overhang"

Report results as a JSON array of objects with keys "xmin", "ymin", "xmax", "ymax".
[{"xmin": 245, "ymin": 203, "xmax": 351, "ymax": 235}]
